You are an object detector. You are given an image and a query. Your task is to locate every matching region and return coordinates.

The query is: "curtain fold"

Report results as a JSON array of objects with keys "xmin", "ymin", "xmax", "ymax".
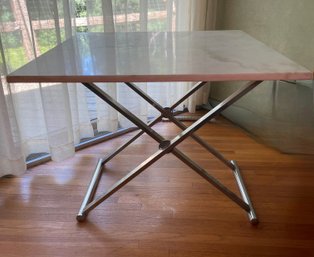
[
  {"xmin": 175, "ymin": 0, "xmax": 213, "ymax": 112},
  {"xmin": 0, "ymin": 79, "xmax": 26, "ymax": 177},
  {"xmin": 0, "ymin": 0, "xmax": 217, "ymax": 177}
]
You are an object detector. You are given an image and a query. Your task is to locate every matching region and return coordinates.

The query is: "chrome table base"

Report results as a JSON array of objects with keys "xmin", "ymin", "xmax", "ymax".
[{"xmin": 77, "ymin": 81, "xmax": 261, "ymax": 224}]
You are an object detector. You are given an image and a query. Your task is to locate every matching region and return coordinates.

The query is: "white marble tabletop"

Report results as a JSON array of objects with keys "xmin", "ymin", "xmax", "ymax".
[{"xmin": 6, "ymin": 31, "xmax": 313, "ymax": 83}]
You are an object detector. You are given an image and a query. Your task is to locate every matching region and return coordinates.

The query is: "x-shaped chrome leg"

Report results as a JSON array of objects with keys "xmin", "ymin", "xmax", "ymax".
[
  {"xmin": 125, "ymin": 82, "xmax": 234, "ymax": 170},
  {"xmin": 77, "ymin": 81, "xmax": 262, "ymax": 224}
]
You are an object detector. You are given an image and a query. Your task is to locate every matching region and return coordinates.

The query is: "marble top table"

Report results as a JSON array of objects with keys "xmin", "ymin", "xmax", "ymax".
[
  {"xmin": 7, "ymin": 30, "xmax": 312, "ymax": 83},
  {"xmin": 6, "ymin": 31, "xmax": 313, "ymax": 224}
]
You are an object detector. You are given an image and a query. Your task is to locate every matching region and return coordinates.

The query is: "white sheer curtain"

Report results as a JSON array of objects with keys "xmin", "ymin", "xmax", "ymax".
[{"xmin": 0, "ymin": 0, "xmax": 216, "ymax": 177}]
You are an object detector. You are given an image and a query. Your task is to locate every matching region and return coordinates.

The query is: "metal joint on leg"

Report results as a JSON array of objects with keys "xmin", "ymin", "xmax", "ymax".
[
  {"xmin": 85, "ymin": 81, "xmax": 208, "ymax": 168},
  {"xmin": 162, "ymin": 107, "xmax": 173, "ymax": 119},
  {"xmin": 231, "ymin": 160, "xmax": 258, "ymax": 225},
  {"xmin": 90, "ymin": 81, "xmax": 208, "ymax": 166},
  {"xmin": 159, "ymin": 140, "xmax": 171, "ymax": 151},
  {"xmin": 125, "ymin": 81, "xmax": 236, "ymax": 170}
]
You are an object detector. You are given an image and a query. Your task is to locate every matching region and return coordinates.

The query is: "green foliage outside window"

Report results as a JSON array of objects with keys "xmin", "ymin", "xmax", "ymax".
[
  {"xmin": 1, "ymin": 0, "xmax": 170, "ymax": 71},
  {"xmin": 0, "ymin": 0, "xmax": 14, "ymax": 22}
]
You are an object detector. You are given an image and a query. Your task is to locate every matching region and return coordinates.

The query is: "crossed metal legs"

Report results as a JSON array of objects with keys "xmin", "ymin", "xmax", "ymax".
[{"xmin": 77, "ymin": 80, "xmax": 262, "ymax": 224}]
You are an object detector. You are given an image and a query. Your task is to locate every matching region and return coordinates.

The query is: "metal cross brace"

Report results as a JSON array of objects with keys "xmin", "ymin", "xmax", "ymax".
[{"xmin": 77, "ymin": 80, "xmax": 262, "ymax": 224}]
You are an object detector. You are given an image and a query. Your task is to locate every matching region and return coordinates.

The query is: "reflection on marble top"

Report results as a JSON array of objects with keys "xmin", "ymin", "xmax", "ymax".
[{"xmin": 6, "ymin": 31, "xmax": 313, "ymax": 83}]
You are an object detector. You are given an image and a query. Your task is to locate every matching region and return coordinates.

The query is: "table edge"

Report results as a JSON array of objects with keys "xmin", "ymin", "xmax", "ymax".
[{"xmin": 6, "ymin": 72, "xmax": 313, "ymax": 84}]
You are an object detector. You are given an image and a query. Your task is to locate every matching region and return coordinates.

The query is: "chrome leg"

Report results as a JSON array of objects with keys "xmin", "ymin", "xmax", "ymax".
[
  {"xmin": 231, "ymin": 160, "xmax": 259, "ymax": 224},
  {"xmin": 77, "ymin": 158, "xmax": 105, "ymax": 221},
  {"xmin": 173, "ymin": 150, "xmax": 250, "ymax": 212},
  {"xmin": 91, "ymin": 81, "xmax": 208, "ymax": 165},
  {"xmin": 83, "ymin": 147, "xmax": 250, "ymax": 214},
  {"xmin": 166, "ymin": 81, "xmax": 262, "ymax": 148},
  {"xmin": 101, "ymin": 116, "xmax": 162, "ymax": 165},
  {"xmin": 83, "ymin": 147, "xmax": 167, "ymax": 213},
  {"xmin": 82, "ymin": 81, "xmax": 262, "ymax": 154},
  {"xmin": 78, "ymin": 81, "xmax": 262, "ymax": 223},
  {"xmin": 125, "ymin": 82, "xmax": 234, "ymax": 170},
  {"xmin": 83, "ymin": 82, "xmax": 165, "ymax": 142}
]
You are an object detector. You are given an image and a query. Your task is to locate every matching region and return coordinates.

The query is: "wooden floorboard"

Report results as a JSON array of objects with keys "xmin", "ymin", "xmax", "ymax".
[{"xmin": 1, "ymin": 118, "xmax": 314, "ymax": 257}]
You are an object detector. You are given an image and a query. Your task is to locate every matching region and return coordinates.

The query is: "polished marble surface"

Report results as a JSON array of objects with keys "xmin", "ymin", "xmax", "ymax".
[{"xmin": 6, "ymin": 31, "xmax": 313, "ymax": 83}]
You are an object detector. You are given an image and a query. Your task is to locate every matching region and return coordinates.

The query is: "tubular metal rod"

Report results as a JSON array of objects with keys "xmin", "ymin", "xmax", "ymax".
[
  {"xmin": 231, "ymin": 160, "xmax": 259, "ymax": 224},
  {"xmin": 83, "ymin": 83, "xmax": 164, "ymax": 143},
  {"xmin": 89, "ymin": 81, "xmax": 207, "ymax": 165},
  {"xmin": 26, "ymin": 127, "xmax": 138, "ymax": 169},
  {"xmin": 84, "ymin": 145, "xmax": 249, "ymax": 214},
  {"xmin": 166, "ymin": 81, "xmax": 263, "ymax": 150},
  {"xmin": 100, "ymin": 110, "xmax": 182, "ymax": 164},
  {"xmin": 77, "ymin": 158, "xmax": 104, "ymax": 221},
  {"xmin": 101, "ymin": 116, "xmax": 162, "ymax": 164},
  {"xmin": 173, "ymin": 151, "xmax": 250, "ymax": 212},
  {"xmin": 75, "ymin": 127, "xmax": 138, "ymax": 151},
  {"xmin": 83, "ymin": 148, "xmax": 166, "ymax": 213},
  {"xmin": 97, "ymin": 81, "xmax": 207, "ymax": 163},
  {"xmin": 125, "ymin": 82, "xmax": 172, "ymax": 113},
  {"xmin": 99, "ymin": 81, "xmax": 209, "ymax": 163},
  {"xmin": 125, "ymin": 82, "xmax": 234, "ymax": 170},
  {"xmin": 174, "ymin": 123, "xmax": 234, "ymax": 169},
  {"xmin": 170, "ymin": 81, "xmax": 208, "ymax": 110}
]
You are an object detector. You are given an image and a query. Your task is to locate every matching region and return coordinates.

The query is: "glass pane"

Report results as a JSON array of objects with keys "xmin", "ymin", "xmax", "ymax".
[
  {"xmin": 2, "ymin": 31, "xmax": 27, "ymax": 71},
  {"xmin": 35, "ymin": 29, "xmax": 58, "ymax": 54}
]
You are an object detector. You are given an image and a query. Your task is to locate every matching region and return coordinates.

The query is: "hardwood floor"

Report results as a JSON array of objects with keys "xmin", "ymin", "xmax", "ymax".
[{"xmin": 1, "ymin": 118, "xmax": 314, "ymax": 257}]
